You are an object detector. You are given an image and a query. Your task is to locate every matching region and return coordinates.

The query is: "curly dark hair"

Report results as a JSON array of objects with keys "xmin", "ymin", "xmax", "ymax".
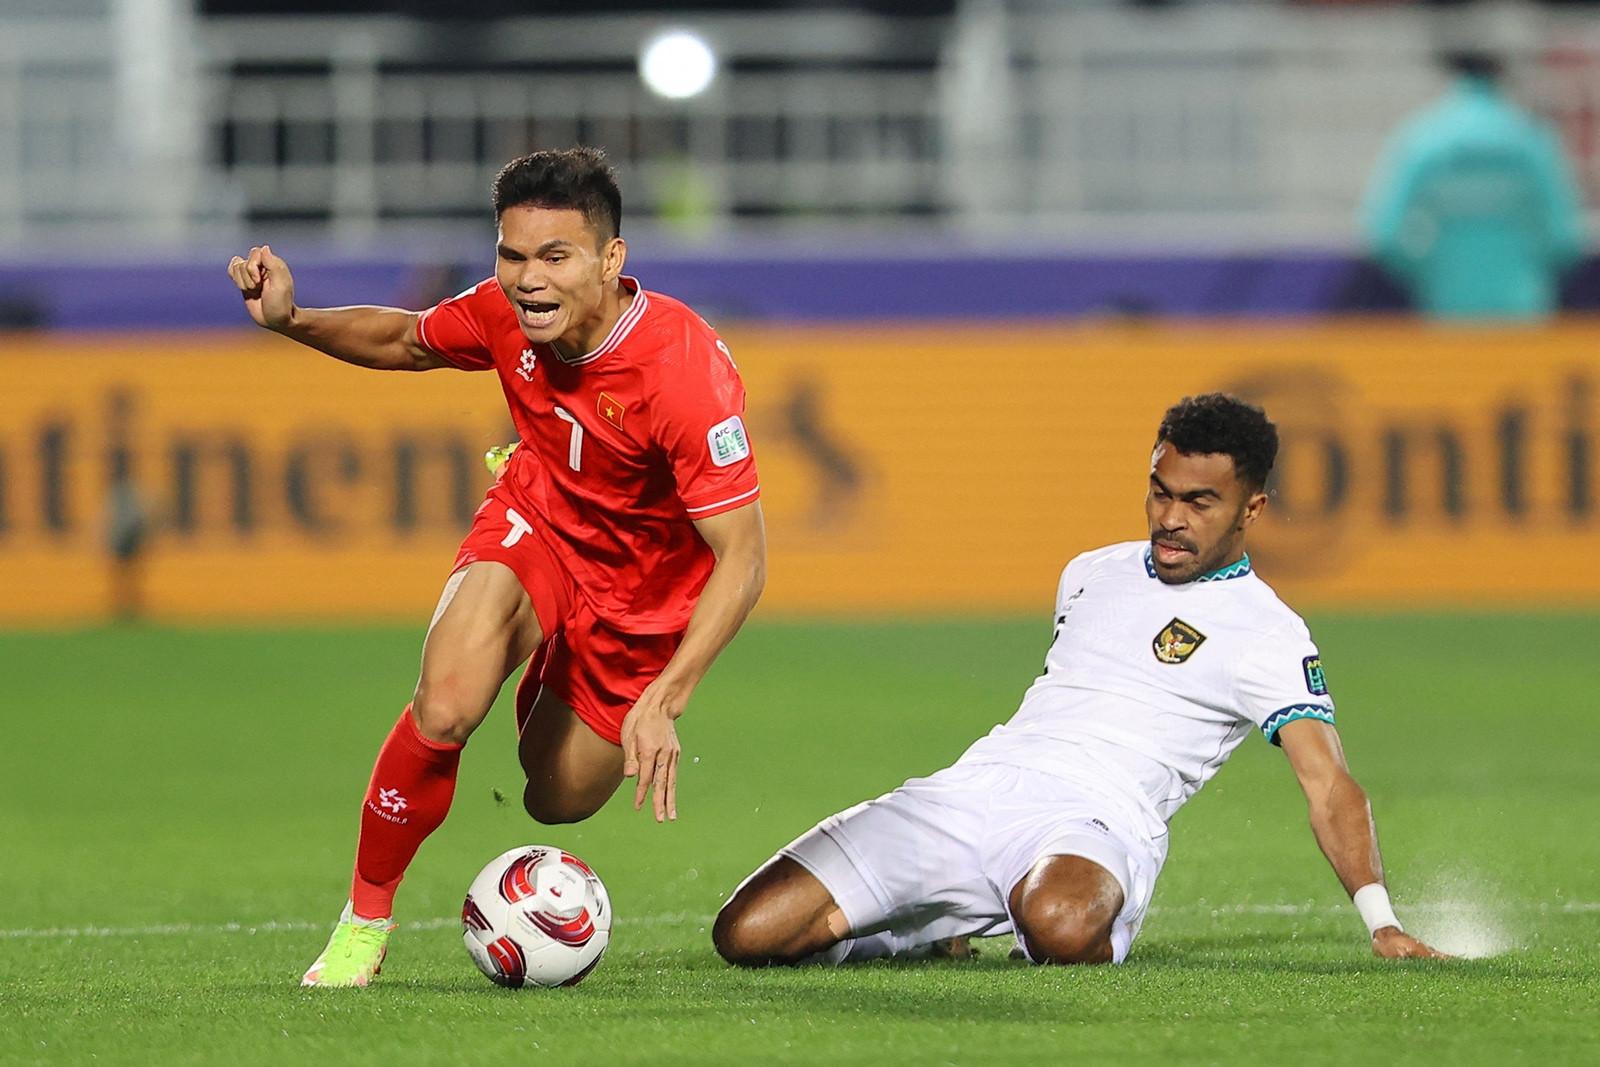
[
  {"xmin": 492, "ymin": 146, "xmax": 622, "ymax": 242},
  {"xmin": 1156, "ymin": 394, "xmax": 1278, "ymax": 491}
]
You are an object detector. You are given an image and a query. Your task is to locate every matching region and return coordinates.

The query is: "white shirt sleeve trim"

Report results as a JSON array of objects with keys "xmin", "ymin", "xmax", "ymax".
[
  {"xmin": 415, "ymin": 307, "xmax": 441, "ymax": 354},
  {"xmin": 684, "ymin": 485, "xmax": 760, "ymax": 514}
]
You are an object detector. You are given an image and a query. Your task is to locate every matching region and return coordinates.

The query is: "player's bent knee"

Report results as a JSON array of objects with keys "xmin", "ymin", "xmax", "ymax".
[
  {"xmin": 710, "ymin": 901, "xmax": 757, "ymax": 965},
  {"xmin": 1014, "ymin": 896, "xmax": 1116, "ymax": 965},
  {"xmin": 712, "ymin": 893, "xmax": 791, "ymax": 967},
  {"xmin": 710, "ymin": 876, "xmax": 825, "ymax": 966},
  {"xmin": 410, "ymin": 683, "xmax": 486, "ymax": 745},
  {"xmin": 521, "ymin": 781, "xmax": 604, "ymax": 825}
]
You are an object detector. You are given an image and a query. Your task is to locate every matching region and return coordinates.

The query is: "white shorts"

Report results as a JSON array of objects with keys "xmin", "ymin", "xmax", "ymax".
[{"xmin": 779, "ymin": 761, "xmax": 1165, "ymax": 964}]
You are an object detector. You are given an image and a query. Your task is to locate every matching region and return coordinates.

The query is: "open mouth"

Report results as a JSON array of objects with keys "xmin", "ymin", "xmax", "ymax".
[
  {"xmin": 515, "ymin": 299, "xmax": 561, "ymax": 329},
  {"xmin": 1152, "ymin": 539, "xmax": 1195, "ymax": 564}
]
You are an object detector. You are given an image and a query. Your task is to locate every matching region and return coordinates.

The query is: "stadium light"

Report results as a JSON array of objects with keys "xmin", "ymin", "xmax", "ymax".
[{"xmin": 639, "ymin": 29, "xmax": 718, "ymax": 101}]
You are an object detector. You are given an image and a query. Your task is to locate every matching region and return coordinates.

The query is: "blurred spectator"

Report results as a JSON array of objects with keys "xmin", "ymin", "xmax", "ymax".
[
  {"xmin": 1362, "ymin": 50, "xmax": 1585, "ymax": 320},
  {"xmin": 105, "ymin": 390, "xmax": 151, "ymax": 622},
  {"xmin": 107, "ymin": 477, "xmax": 151, "ymax": 623}
]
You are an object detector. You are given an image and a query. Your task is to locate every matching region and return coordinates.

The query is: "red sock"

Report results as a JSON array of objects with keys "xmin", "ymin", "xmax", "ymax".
[{"xmin": 349, "ymin": 706, "xmax": 463, "ymax": 920}]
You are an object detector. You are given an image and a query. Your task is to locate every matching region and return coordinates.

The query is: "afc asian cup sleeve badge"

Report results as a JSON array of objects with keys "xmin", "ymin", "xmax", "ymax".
[
  {"xmin": 1302, "ymin": 655, "xmax": 1330, "ymax": 696},
  {"xmin": 1152, "ymin": 618, "xmax": 1207, "ymax": 664},
  {"xmin": 706, "ymin": 415, "xmax": 752, "ymax": 467}
]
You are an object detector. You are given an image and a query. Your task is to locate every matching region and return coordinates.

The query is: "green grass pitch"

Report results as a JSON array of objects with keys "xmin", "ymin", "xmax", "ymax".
[{"xmin": 2, "ymin": 614, "xmax": 1597, "ymax": 1065}]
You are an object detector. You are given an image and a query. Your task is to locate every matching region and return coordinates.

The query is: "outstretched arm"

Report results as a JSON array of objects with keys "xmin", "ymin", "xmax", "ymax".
[
  {"xmin": 621, "ymin": 500, "xmax": 767, "ymax": 822},
  {"xmin": 1277, "ymin": 718, "xmax": 1448, "ymax": 959},
  {"xmin": 226, "ymin": 244, "xmax": 451, "ymax": 371}
]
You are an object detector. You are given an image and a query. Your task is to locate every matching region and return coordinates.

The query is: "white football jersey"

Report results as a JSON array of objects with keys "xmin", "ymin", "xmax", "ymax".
[{"xmin": 957, "ymin": 541, "xmax": 1335, "ymax": 839}]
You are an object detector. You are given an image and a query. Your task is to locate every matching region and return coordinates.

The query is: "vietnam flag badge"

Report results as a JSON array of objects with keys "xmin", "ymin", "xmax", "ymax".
[{"xmin": 597, "ymin": 392, "xmax": 627, "ymax": 430}]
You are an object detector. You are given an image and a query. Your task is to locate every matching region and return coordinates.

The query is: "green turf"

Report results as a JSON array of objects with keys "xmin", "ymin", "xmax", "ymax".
[{"xmin": 2, "ymin": 615, "xmax": 1597, "ymax": 1065}]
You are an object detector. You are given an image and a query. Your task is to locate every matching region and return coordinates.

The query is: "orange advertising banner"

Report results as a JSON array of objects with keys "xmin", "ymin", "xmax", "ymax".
[{"xmin": 1, "ymin": 321, "xmax": 1596, "ymax": 623}]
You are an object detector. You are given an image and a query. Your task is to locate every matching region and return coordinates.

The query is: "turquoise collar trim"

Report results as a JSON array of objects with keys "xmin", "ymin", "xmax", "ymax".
[
  {"xmin": 1143, "ymin": 547, "xmax": 1253, "ymax": 582},
  {"xmin": 1198, "ymin": 554, "xmax": 1252, "ymax": 582}
]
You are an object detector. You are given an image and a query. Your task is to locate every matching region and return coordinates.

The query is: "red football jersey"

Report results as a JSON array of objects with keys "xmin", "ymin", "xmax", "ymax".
[{"xmin": 416, "ymin": 276, "xmax": 759, "ymax": 633}]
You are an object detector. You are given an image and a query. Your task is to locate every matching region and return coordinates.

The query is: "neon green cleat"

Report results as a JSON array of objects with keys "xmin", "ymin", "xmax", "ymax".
[
  {"xmin": 300, "ymin": 902, "xmax": 396, "ymax": 988},
  {"xmin": 484, "ymin": 442, "xmax": 518, "ymax": 477}
]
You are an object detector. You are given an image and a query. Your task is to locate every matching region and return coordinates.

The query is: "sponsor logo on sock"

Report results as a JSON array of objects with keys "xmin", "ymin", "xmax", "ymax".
[{"xmin": 367, "ymin": 786, "xmax": 410, "ymax": 824}]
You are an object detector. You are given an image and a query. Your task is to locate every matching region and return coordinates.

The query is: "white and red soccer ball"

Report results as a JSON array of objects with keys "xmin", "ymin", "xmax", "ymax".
[{"xmin": 461, "ymin": 845, "xmax": 611, "ymax": 988}]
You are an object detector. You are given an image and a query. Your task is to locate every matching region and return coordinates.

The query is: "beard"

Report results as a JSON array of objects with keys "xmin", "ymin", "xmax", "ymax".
[{"xmin": 1149, "ymin": 524, "xmax": 1244, "ymax": 584}]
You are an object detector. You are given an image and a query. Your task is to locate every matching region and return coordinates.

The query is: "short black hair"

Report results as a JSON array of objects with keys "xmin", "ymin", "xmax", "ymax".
[
  {"xmin": 1156, "ymin": 394, "xmax": 1278, "ymax": 491},
  {"xmin": 492, "ymin": 146, "xmax": 622, "ymax": 242}
]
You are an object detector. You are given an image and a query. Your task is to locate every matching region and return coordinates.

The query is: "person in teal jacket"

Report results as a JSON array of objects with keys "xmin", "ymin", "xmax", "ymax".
[{"xmin": 1362, "ymin": 52, "xmax": 1587, "ymax": 320}]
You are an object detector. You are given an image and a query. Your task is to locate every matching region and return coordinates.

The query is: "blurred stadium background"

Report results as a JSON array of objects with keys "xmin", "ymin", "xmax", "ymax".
[
  {"xmin": 4, "ymin": 0, "xmax": 1600, "ymax": 624},
  {"xmin": 6, "ymin": 4, "xmax": 1600, "ymax": 1064}
]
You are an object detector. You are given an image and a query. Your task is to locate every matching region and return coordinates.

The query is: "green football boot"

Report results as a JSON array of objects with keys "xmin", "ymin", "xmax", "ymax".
[{"xmin": 300, "ymin": 902, "xmax": 396, "ymax": 988}]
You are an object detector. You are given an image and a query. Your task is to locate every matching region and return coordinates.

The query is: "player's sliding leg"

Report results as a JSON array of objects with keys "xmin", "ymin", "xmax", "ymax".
[
  {"xmin": 715, "ymin": 856, "xmax": 987, "ymax": 966},
  {"xmin": 516, "ymin": 683, "xmax": 625, "ymax": 824},
  {"xmin": 716, "ymin": 851, "xmax": 1125, "ymax": 968},
  {"xmin": 1007, "ymin": 855, "xmax": 1124, "ymax": 965},
  {"xmin": 715, "ymin": 761, "xmax": 1145, "ymax": 970},
  {"xmin": 302, "ymin": 562, "xmax": 544, "ymax": 988},
  {"xmin": 719, "ymin": 765, "xmax": 1026, "ymax": 967},
  {"xmin": 713, "ymin": 856, "xmax": 852, "ymax": 966}
]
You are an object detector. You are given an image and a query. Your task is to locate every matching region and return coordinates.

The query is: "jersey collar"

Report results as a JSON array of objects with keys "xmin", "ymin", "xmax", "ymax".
[
  {"xmin": 549, "ymin": 276, "xmax": 648, "ymax": 366},
  {"xmin": 1198, "ymin": 555, "xmax": 1252, "ymax": 582},
  {"xmin": 1142, "ymin": 546, "xmax": 1253, "ymax": 582}
]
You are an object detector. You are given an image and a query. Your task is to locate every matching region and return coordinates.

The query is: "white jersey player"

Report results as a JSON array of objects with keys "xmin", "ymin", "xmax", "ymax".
[{"xmin": 714, "ymin": 394, "xmax": 1447, "ymax": 966}]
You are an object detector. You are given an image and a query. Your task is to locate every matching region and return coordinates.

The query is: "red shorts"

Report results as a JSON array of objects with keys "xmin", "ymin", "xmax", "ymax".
[{"xmin": 453, "ymin": 481, "xmax": 684, "ymax": 746}]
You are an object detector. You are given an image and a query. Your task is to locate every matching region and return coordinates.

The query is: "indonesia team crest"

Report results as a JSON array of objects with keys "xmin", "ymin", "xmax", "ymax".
[{"xmin": 1152, "ymin": 618, "xmax": 1206, "ymax": 664}]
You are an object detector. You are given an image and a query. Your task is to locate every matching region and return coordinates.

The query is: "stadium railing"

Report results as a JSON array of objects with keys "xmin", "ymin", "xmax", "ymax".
[{"xmin": 1, "ymin": 3, "xmax": 1598, "ymax": 247}]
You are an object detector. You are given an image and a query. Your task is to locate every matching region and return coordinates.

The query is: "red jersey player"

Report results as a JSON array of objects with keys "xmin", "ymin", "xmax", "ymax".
[{"xmin": 226, "ymin": 147, "xmax": 766, "ymax": 987}]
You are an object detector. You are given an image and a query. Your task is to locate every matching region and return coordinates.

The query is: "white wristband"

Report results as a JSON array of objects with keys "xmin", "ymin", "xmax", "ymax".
[{"xmin": 1352, "ymin": 883, "xmax": 1402, "ymax": 936}]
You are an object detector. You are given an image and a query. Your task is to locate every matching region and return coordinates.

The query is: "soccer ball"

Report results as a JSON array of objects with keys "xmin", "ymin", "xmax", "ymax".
[{"xmin": 461, "ymin": 845, "xmax": 611, "ymax": 988}]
